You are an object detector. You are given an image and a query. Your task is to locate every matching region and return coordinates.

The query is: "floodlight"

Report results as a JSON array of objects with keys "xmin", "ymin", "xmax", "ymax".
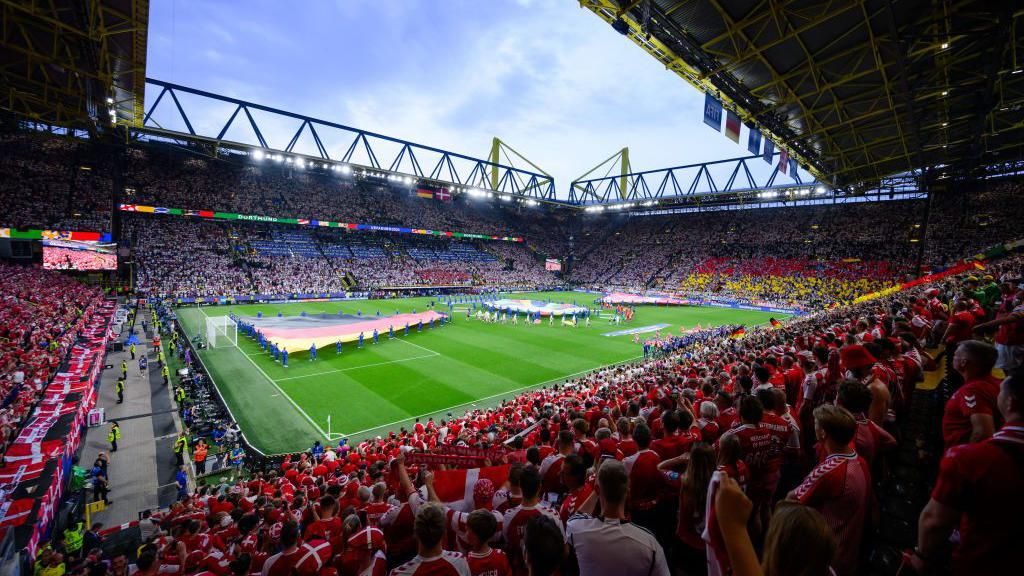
[
  {"xmin": 340, "ymin": 165, "xmax": 352, "ymax": 175},
  {"xmin": 253, "ymin": 150, "xmax": 265, "ymax": 161}
]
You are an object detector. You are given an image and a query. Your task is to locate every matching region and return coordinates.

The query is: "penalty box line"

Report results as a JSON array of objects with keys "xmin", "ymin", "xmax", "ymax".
[
  {"xmin": 198, "ymin": 306, "xmax": 332, "ymax": 440},
  {"xmin": 273, "ymin": 351, "xmax": 439, "ymax": 382}
]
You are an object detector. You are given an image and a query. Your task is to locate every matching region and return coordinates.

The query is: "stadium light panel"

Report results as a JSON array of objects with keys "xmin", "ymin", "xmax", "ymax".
[
  {"xmin": 340, "ymin": 165, "xmax": 352, "ymax": 175},
  {"xmin": 253, "ymin": 150, "xmax": 265, "ymax": 161},
  {"xmin": 273, "ymin": 155, "xmax": 283, "ymax": 162},
  {"xmin": 404, "ymin": 176, "xmax": 413, "ymax": 185},
  {"xmin": 106, "ymin": 97, "xmax": 114, "ymax": 104},
  {"xmin": 814, "ymin": 186, "xmax": 827, "ymax": 195},
  {"xmin": 940, "ymin": 42, "xmax": 949, "ymax": 49}
]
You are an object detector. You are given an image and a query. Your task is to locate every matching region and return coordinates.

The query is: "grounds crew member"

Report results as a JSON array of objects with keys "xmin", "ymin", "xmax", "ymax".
[
  {"xmin": 193, "ymin": 439, "xmax": 208, "ymax": 475},
  {"xmin": 115, "ymin": 377, "xmax": 125, "ymax": 404},
  {"xmin": 173, "ymin": 432, "xmax": 188, "ymax": 466},
  {"xmin": 107, "ymin": 421, "xmax": 121, "ymax": 452}
]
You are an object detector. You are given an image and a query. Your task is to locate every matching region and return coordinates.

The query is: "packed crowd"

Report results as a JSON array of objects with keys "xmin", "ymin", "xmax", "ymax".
[
  {"xmin": 0, "ymin": 262, "xmax": 107, "ymax": 458},
  {"xmin": 128, "ymin": 217, "xmax": 555, "ymax": 298},
  {"xmin": 54, "ymin": 252, "xmax": 1020, "ymax": 576}
]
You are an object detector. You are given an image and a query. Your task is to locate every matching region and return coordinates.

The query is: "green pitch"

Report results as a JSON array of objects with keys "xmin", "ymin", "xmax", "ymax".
[{"xmin": 175, "ymin": 291, "xmax": 784, "ymax": 454}]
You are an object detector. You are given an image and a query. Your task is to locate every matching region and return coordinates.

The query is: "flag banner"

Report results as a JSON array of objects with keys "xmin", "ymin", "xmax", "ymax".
[
  {"xmin": 435, "ymin": 444, "xmax": 507, "ymax": 461},
  {"xmin": 704, "ymin": 93, "xmax": 723, "ymax": 130},
  {"xmin": 789, "ymin": 158, "xmax": 798, "ymax": 177},
  {"xmin": 241, "ymin": 310, "xmax": 447, "ymax": 351},
  {"xmin": 724, "ymin": 110, "xmax": 741, "ymax": 142},
  {"xmin": 431, "ymin": 464, "xmax": 511, "ymax": 512},
  {"xmin": 747, "ymin": 127, "xmax": 761, "ymax": 156},
  {"xmin": 763, "ymin": 139, "xmax": 774, "ymax": 164},
  {"xmin": 415, "ymin": 189, "xmax": 433, "ymax": 199},
  {"xmin": 405, "ymin": 453, "xmax": 488, "ymax": 467},
  {"xmin": 434, "ymin": 188, "xmax": 451, "ymax": 201},
  {"xmin": 117, "ymin": 205, "xmax": 523, "ymax": 242},
  {"xmin": 729, "ymin": 326, "xmax": 747, "ymax": 339},
  {"xmin": 769, "ymin": 318, "xmax": 782, "ymax": 329},
  {"xmin": 779, "ymin": 149, "xmax": 789, "ymax": 174}
]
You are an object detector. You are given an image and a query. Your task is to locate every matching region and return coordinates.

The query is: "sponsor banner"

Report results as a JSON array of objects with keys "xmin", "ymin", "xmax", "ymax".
[
  {"xmin": 0, "ymin": 228, "xmax": 110, "ymax": 242},
  {"xmin": 118, "ymin": 204, "xmax": 523, "ymax": 242}
]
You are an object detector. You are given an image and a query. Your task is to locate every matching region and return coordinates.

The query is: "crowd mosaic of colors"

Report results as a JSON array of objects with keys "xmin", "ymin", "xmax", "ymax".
[{"xmin": 118, "ymin": 204, "xmax": 524, "ymax": 242}]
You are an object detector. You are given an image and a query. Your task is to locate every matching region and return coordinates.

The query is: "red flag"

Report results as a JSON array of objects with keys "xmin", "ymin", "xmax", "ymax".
[
  {"xmin": 0, "ymin": 459, "xmax": 46, "ymax": 486},
  {"xmin": 0, "ymin": 498, "xmax": 35, "ymax": 528},
  {"xmin": 779, "ymin": 149, "xmax": 789, "ymax": 174},
  {"xmin": 431, "ymin": 464, "xmax": 511, "ymax": 511}
]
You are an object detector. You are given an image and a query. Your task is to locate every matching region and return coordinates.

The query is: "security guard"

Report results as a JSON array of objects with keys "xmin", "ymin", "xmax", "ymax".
[
  {"xmin": 107, "ymin": 421, "xmax": 121, "ymax": 452},
  {"xmin": 129, "ymin": 342, "xmax": 136, "ymax": 360},
  {"xmin": 174, "ymin": 385, "xmax": 186, "ymax": 409},
  {"xmin": 63, "ymin": 521, "xmax": 84, "ymax": 558},
  {"xmin": 161, "ymin": 364, "xmax": 170, "ymax": 386},
  {"xmin": 115, "ymin": 377, "xmax": 125, "ymax": 404},
  {"xmin": 120, "ymin": 359, "xmax": 127, "ymax": 379},
  {"xmin": 173, "ymin": 432, "xmax": 188, "ymax": 466}
]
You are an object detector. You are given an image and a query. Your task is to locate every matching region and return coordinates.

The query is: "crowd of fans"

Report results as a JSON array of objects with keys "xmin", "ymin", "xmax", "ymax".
[
  {"xmin": 41, "ymin": 252, "xmax": 1015, "ymax": 576},
  {"xmin": 0, "ymin": 262, "xmax": 107, "ymax": 459}
]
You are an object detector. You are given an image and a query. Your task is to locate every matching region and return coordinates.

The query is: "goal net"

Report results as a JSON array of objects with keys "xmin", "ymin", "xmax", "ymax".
[{"xmin": 206, "ymin": 315, "xmax": 237, "ymax": 348}]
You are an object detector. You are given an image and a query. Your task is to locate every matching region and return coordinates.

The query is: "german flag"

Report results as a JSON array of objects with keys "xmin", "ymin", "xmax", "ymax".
[
  {"xmin": 769, "ymin": 318, "xmax": 782, "ymax": 329},
  {"xmin": 729, "ymin": 326, "xmax": 746, "ymax": 339}
]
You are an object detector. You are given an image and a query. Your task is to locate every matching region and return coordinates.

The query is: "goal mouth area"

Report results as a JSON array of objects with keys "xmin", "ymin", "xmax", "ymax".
[{"xmin": 239, "ymin": 310, "xmax": 447, "ymax": 351}]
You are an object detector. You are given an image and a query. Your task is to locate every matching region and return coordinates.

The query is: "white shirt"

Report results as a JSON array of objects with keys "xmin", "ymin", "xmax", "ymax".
[{"xmin": 566, "ymin": 515, "xmax": 670, "ymax": 576}]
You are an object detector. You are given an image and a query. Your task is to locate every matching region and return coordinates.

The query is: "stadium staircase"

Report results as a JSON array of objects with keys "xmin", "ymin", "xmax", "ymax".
[{"xmin": 865, "ymin": 351, "xmax": 947, "ymax": 575}]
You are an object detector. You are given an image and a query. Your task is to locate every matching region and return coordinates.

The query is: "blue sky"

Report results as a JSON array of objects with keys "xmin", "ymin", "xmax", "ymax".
[{"xmin": 146, "ymin": 0, "xmax": 765, "ymax": 198}]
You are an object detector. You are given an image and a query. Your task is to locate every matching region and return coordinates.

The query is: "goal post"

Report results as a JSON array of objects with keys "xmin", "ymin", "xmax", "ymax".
[{"xmin": 206, "ymin": 314, "xmax": 237, "ymax": 348}]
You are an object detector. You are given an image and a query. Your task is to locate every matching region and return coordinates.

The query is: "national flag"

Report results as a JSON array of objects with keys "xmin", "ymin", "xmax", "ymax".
[
  {"xmin": 789, "ymin": 158, "xmax": 798, "ymax": 177},
  {"xmin": 119, "ymin": 204, "xmax": 138, "ymax": 212},
  {"xmin": 136, "ymin": 205, "xmax": 155, "ymax": 213},
  {"xmin": 703, "ymin": 93, "xmax": 723, "ymax": 131},
  {"xmin": 724, "ymin": 110, "xmax": 741, "ymax": 143},
  {"xmin": 0, "ymin": 459, "xmax": 46, "ymax": 486},
  {"xmin": 431, "ymin": 464, "xmax": 511, "ymax": 512},
  {"xmin": 198, "ymin": 210, "xmax": 214, "ymax": 218},
  {"xmin": 769, "ymin": 318, "xmax": 782, "ymax": 329},
  {"xmin": 415, "ymin": 189, "xmax": 433, "ymax": 199},
  {"xmin": 747, "ymin": 127, "xmax": 761, "ymax": 155},
  {"xmin": 729, "ymin": 327, "xmax": 746, "ymax": 339},
  {"xmin": 3, "ymin": 440, "xmax": 62, "ymax": 462},
  {"xmin": 153, "ymin": 207, "xmax": 170, "ymax": 214},
  {"xmin": 434, "ymin": 188, "xmax": 451, "ymax": 201},
  {"xmin": 779, "ymin": 149, "xmax": 789, "ymax": 174},
  {"xmin": 0, "ymin": 498, "xmax": 35, "ymax": 528},
  {"xmin": 0, "ymin": 229, "xmax": 9, "ymax": 238},
  {"xmin": 763, "ymin": 139, "xmax": 774, "ymax": 164},
  {"xmin": 297, "ymin": 219, "xmax": 310, "ymax": 226}
]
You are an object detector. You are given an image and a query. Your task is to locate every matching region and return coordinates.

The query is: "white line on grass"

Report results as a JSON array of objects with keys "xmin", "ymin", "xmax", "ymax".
[
  {"xmin": 274, "ymin": 353, "xmax": 438, "ymax": 381},
  {"xmin": 198, "ymin": 307, "xmax": 331, "ymax": 439},
  {"xmin": 396, "ymin": 337, "xmax": 442, "ymax": 356},
  {"xmin": 342, "ymin": 354, "xmax": 645, "ymax": 438}
]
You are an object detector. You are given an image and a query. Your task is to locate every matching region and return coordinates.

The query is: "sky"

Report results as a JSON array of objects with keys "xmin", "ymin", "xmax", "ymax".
[{"xmin": 146, "ymin": 0, "xmax": 770, "ymax": 199}]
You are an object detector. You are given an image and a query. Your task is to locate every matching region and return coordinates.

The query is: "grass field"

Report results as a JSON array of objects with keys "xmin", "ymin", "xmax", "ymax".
[{"xmin": 176, "ymin": 291, "xmax": 784, "ymax": 454}]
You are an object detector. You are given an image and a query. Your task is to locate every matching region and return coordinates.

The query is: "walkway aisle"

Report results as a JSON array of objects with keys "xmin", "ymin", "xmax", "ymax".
[{"xmin": 79, "ymin": 305, "xmax": 182, "ymax": 526}]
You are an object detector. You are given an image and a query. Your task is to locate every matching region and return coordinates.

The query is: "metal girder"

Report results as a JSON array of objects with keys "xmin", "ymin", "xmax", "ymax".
[
  {"xmin": 0, "ymin": 0, "xmax": 148, "ymax": 129},
  {"xmin": 138, "ymin": 79, "xmax": 562, "ymax": 205},
  {"xmin": 569, "ymin": 153, "xmax": 818, "ymax": 206},
  {"xmin": 578, "ymin": 0, "xmax": 1024, "ymax": 187},
  {"xmin": 570, "ymin": 147, "xmax": 631, "ymax": 203},
  {"xmin": 488, "ymin": 138, "xmax": 555, "ymax": 197}
]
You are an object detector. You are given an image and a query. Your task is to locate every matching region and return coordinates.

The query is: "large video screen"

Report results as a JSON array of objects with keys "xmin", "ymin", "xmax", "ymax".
[
  {"xmin": 545, "ymin": 258, "xmax": 562, "ymax": 271},
  {"xmin": 42, "ymin": 239, "xmax": 117, "ymax": 271}
]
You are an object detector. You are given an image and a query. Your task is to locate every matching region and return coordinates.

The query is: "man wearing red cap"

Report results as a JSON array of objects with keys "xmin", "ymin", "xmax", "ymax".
[{"xmin": 942, "ymin": 340, "xmax": 1001, "ymax": 449}]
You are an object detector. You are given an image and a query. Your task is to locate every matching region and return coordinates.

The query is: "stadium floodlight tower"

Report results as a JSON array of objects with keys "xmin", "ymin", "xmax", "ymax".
[{"xmin": 206, "ymin": 315, "xmax": 237, "ymax": 348}]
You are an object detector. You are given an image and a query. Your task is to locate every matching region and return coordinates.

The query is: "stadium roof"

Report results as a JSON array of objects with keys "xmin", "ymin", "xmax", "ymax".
[
  {"xmin": 581, "ymin": 0, "xmax": 1024, "ymax": 187},
  {"xmin": 0, "ymin": 0, "xmax": 148, "ymax": 129}
]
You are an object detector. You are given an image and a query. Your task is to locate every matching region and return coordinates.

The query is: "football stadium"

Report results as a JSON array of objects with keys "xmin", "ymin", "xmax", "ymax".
[{"xmin": 0, "ymin": 1, "xmax": 1022, "ymax": 575}]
